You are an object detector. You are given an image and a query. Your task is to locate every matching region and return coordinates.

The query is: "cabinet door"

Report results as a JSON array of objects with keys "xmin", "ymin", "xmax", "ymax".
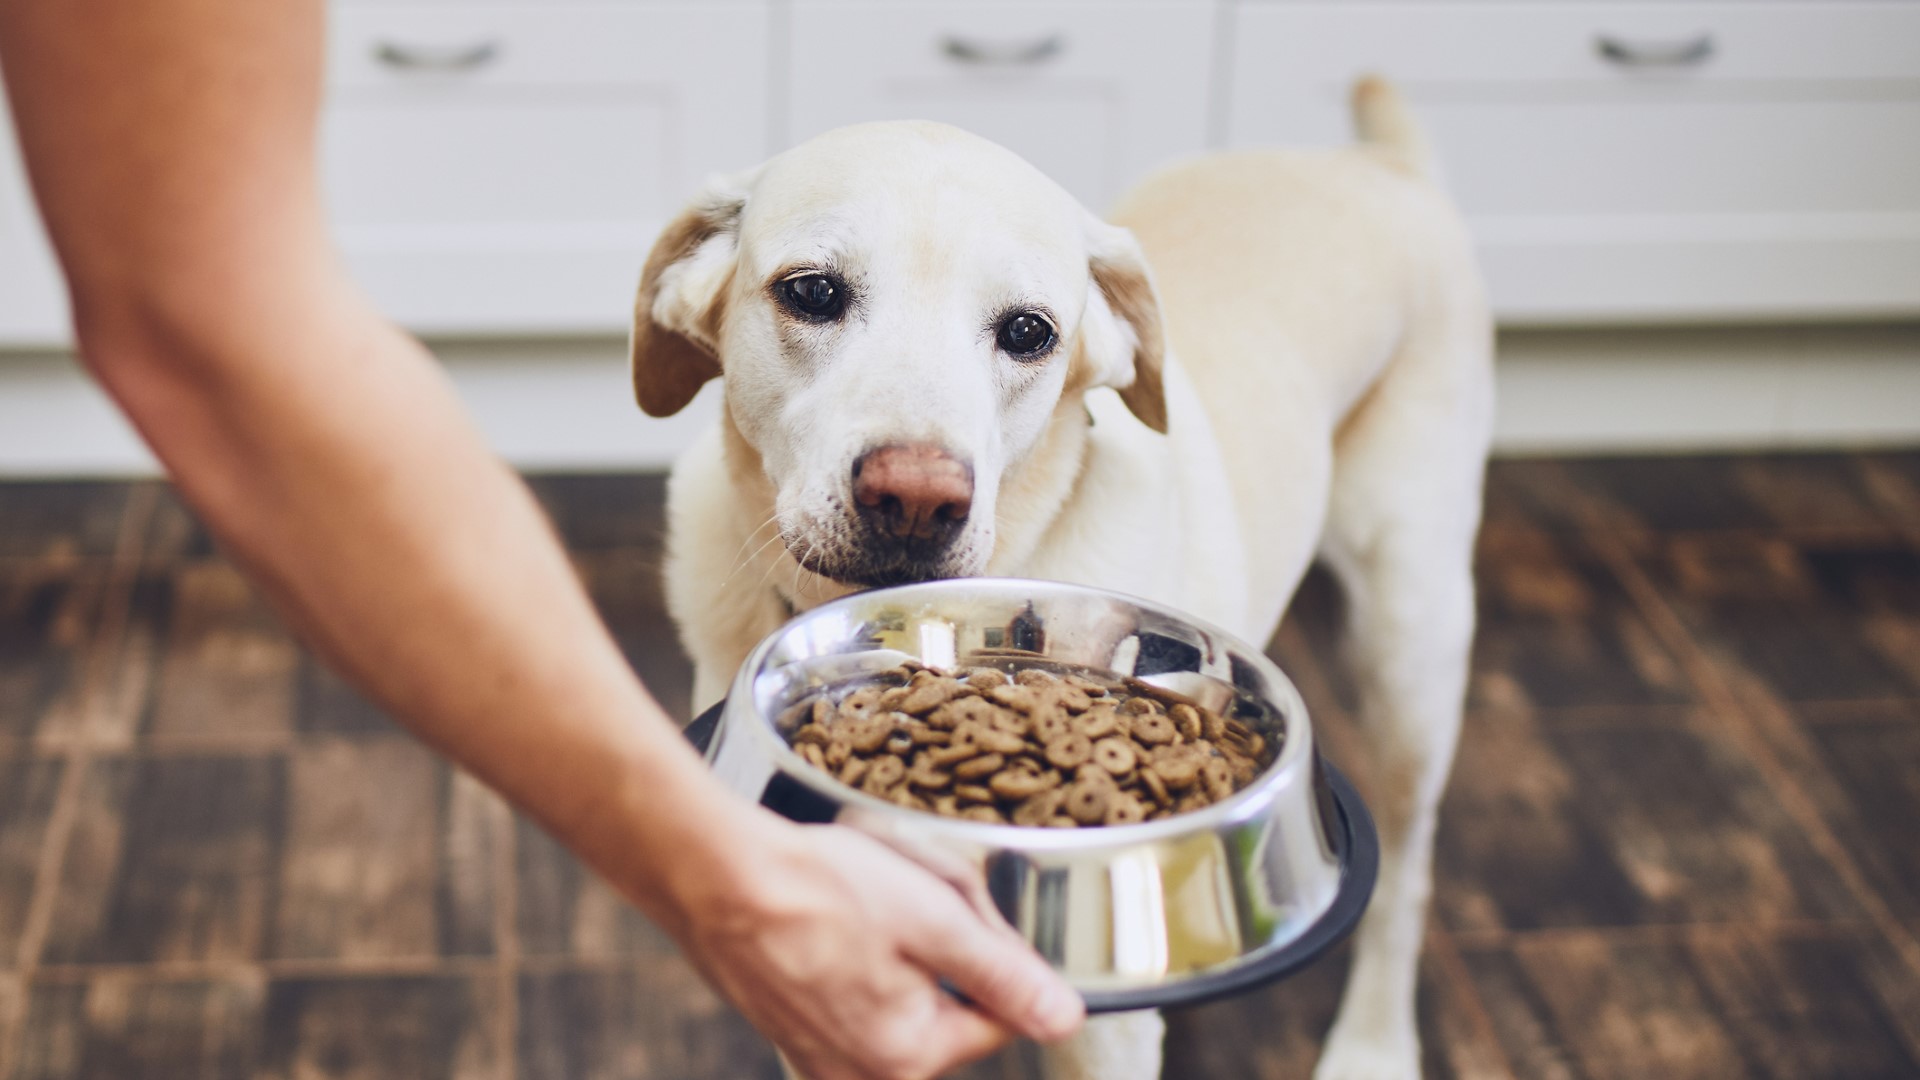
[
  {"xmin": 786, "ymin": 1, "xmax": 1214, "ymax": 214},
  {"xmin": 0, "ymin": 92, "xmax": 71, "ymax": 347},
  {"xmin": 1228, "ymin": 2, "xmax": 1920, "ymax": 323},
  {"xmin": 325, "ymin": 3, "xmax": 769, "ymax": 334}
]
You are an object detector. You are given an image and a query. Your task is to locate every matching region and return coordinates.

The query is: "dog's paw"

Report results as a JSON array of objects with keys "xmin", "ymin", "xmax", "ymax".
[{"xmin": 1312, "ymin": 1033, "xmax": 1421, "ymax": 1080}]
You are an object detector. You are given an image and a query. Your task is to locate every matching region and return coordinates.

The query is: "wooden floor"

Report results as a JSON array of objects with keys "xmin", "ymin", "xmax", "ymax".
[{"xmin": 1, "ymin": 452, "xmax": 1918, "ymax": 1080}]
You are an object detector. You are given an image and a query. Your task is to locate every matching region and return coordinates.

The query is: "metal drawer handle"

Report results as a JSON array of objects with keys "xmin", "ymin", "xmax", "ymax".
[
  {"xmin": 941, "ymin": 33, "xmax": 1064, "ymax": 66},
  {"xmin": 374, "ymin": 39, "xmax": 501, "ymax": 72},
  {"xmin": 1595, "ymin": 33, "xmax": 1714, "ymax": 68}
]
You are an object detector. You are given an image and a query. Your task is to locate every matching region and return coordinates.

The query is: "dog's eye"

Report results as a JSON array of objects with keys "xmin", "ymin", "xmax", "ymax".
[
  {"xmin": 777, "ymin": 273, "xmax": 846, "ymax": 321},
  {"xmin": 997, "ymin": 312, "xmax": 1055, "ymax": 358}
]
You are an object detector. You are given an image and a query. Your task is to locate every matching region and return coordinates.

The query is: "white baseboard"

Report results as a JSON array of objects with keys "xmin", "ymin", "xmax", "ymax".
[
  {"xmin": 1493, "ymin": 323, "xmax": 1920, "ymax": 455},
  {"xmin": 2, "ymin": 325, "xmax": 1915, "ymax": 478}
]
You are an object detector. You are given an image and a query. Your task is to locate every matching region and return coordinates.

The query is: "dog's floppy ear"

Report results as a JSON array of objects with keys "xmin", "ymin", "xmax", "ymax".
[
  {"xmin": 630, "ymin": 174, "xmax": 753, "ymax": 417},
  {"xmin": 1081, "ymin": 217, "xmax": 1169, "ymax": 434}
]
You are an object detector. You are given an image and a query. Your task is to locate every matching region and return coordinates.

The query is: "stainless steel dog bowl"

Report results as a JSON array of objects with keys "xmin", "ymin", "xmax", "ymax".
[{"xmin": 684, "ymin": 578, "xmax": 1375, "ymax": 1012}]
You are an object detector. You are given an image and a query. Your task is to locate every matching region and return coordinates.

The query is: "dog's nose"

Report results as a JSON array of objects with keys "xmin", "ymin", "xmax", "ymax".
[{"xmin": 852, "ymin": 444, "xmax": 974, "ymax": 544}]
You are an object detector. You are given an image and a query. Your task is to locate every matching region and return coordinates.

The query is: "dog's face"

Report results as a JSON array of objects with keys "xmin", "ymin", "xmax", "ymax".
[{"xmin": 631, "ymin": 122, "xmax": 1165, "ymax": 588}]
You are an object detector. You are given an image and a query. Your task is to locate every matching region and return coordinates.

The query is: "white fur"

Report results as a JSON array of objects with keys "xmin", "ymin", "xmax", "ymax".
[{"xmin": 639, "ymin": 80, "xmax": 1492, "ymax": 1080}]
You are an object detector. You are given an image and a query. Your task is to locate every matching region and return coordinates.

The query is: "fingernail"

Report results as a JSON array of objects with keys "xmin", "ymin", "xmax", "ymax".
[{"xmin": 1032, "ymin": 981, "xmax": 1084, "ymax": 1034}]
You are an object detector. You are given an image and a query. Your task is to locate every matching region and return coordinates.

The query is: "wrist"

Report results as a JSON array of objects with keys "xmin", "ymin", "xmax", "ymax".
[{"xmin": 589, "ymin": 748, "xmax": 797, "ymax": 939}]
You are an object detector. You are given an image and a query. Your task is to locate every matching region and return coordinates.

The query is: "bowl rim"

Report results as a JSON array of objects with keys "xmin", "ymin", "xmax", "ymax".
[{"xmin": 723, "ymin": 576, "xmax": 1319, "ymax": 849}]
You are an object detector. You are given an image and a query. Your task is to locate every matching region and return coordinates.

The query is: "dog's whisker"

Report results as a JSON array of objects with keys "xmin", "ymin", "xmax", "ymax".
[
  {"xmin": 752, "ymin": 530, "xmax": 798, "ymax": 593},
  {"xmin": 719, "ymin": 513, "xmax": 783, "ymax": 586},
  {"xmin": 723, "ymin": 529, "xmax": 787, "ymax": 589},
  {"xmin": 791, "ymin": 542, "xmax": 810, "ymax": 602},
  {"xmin": 721, "ymin": 518, "xmax": 786, "ymax": 587}
]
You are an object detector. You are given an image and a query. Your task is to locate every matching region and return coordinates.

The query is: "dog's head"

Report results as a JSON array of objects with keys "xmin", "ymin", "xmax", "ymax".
[{"xmin": 631, "ymin": 122, "xmax": 1166, "ymax": 587}]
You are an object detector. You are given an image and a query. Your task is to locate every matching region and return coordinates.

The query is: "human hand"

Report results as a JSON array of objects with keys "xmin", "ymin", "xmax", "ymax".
[{"xmin": 668, "ymin": 816, "xmax": 1085, "ymax": 1080}]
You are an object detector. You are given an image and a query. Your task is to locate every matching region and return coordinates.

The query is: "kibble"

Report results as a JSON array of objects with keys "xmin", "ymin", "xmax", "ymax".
[{"xmin": 779, "ymin": 663, "xmax": 1275, "ymax": 828}]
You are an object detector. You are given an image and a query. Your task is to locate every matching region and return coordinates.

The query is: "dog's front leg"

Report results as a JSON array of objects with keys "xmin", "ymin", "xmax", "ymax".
[{"xmin": 1040, "ymin": 1010, "xmax": 1165, "ymax": 1080}]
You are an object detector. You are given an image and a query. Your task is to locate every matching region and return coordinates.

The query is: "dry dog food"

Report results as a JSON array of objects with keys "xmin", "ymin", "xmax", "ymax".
[{"xmin": 778, "ymin": 663, "xmax": 1274, "ymax": 827}]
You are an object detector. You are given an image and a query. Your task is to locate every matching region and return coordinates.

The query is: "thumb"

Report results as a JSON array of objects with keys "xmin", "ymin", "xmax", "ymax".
[{"xmin": 900, "ymin": 895, "xmax": 1085, "ymax": 1043}]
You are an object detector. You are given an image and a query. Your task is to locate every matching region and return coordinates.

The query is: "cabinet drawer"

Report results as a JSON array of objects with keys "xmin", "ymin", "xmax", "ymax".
[
  {"xmin": 787, "ymin": 1, "xmax": 1213, "ymax": 213},
  {"xmin": 323, "ymin": 4, "xmax": 770, "ymax": 334},
  {"xmin": 1228, "ymin": 2, "xmax": 1920, "ymax": 322},
  {"xmin": 0, "ymin": 94, "xmax": 68, "ymax": 346}
]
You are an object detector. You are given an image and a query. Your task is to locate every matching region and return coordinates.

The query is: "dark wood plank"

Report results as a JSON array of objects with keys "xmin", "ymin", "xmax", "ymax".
[
  {"xmin": 137, "ymin": 473, "xmax": 674, "ymax": 563},
  {"xmin": 1637, "ymin": 534, "xmax": 1920, "ymax": 703},
  {"xmin": 1463, "ymin": 930, "xmax": 1920, "ymax": 1080},
  {"xmin": 1485, "ymin": 453, "xmax": 1907, "ymax": 539},
  {"xmin": 525, "ymin": 473, "xmax": 671, "ymax": 553},
  {"xmin": 0, "ymin": 483, "xmax": 129, "ymax": 563},
  {"xmin": 1470, "ymin": 531, "xmax": 1695, "ymax": 712},
  {"xmin": 10, "ymin": 977, "xmax": 262, "ymax": 1080},
  {"xmin": 1801, "ymin": 705, "xmax": 1920, "ymax": 938},
  {"xmin": 1486, "ymin": 457, "xmax": 1766, "ymax": 536},
  {"xmin": 0, "ymin": 571, "xmax": 109, "ymax": 748},
  {"xmin": 270, "ymin": 738, "xmax": 498, "ymax": 961},
  {"xmin": 1479, "ymin": 458, "xmax": 1573, "ymax": 538},
  {"xmin": 293, "ymin": 659, "xmax": 402, "ymax": 736},
  {"xmin": 1857, "ymin": 451, "xmax": 1920, "ymax": 530},
  {"xmin": 516, "ymin": 967, "xmax": 777, "ymax": 1080},
  {"xmin": 43, "ymin": 755, "xmax": 283, "ymax": 965},
  {"xmin": 134, "ymin": 564, "xmax": 298, "ymax": 741},
  {"xmin": 1730, "ymin": 454, "xmax": 1910, "ymax": 536},
  {"xmin": 260, "ymin": 975, "xmax": 503, "ymax": 1080},
  {"xmin": 133, "ymin": 485, "xmax": 218, "ymax": 568},
  {"xmin": 515, "ymin": 816, "xmax": 673, "ymax": 960},
  {"xmin": 1164, "ymin": 937, "xmax": 1509, "ymax": 1080},
  {"xmin": 574, "ymin": 550, "xmax": 694, "ymax": 724},
  {"xmin": 0, "ymin": 760, "xmax": 63, "ymax": 966},
  {"xmin": 1437, "ymin": 712, "xmax": 1858, "ymax": 933},
  {"xmin": 1270, "ymin": 537, "xmax": 1702, "ymax": 723}
]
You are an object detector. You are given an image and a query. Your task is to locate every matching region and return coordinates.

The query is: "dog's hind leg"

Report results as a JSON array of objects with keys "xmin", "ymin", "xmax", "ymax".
[
  {"xmin": 1311, "ymin": 318, "xmax": 1491, "ymax": 1080},
  {"xmin": 1040, "ymin": 1010, "xmax": 1166, "ymax": 1080}
]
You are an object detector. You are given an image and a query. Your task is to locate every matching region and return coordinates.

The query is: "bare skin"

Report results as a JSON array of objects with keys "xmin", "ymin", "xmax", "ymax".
[{"xmin": 0, "ymin": 2, "xmax": 1082, "ymax": 1076}]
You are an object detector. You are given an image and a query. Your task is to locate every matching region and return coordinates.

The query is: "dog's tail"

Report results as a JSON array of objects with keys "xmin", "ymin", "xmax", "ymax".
[{"xmin": 1351, "ymin": 74, "xmax": 1436, "ymax": 182}]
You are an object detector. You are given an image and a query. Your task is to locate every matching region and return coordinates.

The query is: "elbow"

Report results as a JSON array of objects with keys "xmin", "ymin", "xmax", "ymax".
[
  {"xmin": 68, "ymin": 277, "xmax": 243, "ymax": 396},
  {"xmin": 67, "ymin": 258, "xmax": 364, "ymax": 414}
]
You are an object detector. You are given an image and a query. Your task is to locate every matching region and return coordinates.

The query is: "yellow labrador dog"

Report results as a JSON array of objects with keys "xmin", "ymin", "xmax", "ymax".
[{"xmin": 633, "ymin": 77, "xmax": 1491, "ymax": 1080}]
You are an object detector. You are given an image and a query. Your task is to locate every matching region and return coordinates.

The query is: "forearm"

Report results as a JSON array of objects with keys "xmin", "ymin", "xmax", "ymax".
[
  {"xmin": 0, "ymin": 0, "xmax": 758, "ymax": 934},
  {"xmin": 88, "ymin": 261, "xmax": 753, "ymax": 929}
]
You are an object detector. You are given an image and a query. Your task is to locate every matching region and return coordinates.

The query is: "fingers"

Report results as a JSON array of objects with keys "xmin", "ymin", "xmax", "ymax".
[
  {"xmin": 840, "ymin": 811, "xmax": 1020, "ymax": 940},
  {"xmin": 899, "ymin": 888, "xmax": 1085, "ymax": 1043},
  {"xmin": 924, "ymin": 993, "xmax": 1018, "ymax": 1067},
  {"xmin": 779, "ymin": 996, "xmax": 1010, "ymax": 1080}
]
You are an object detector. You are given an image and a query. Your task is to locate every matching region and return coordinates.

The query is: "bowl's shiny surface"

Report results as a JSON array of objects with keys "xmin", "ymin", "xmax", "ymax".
[{"xmin": 702, "ymin": 579, "xmax": 1372, "ymax": 1009}]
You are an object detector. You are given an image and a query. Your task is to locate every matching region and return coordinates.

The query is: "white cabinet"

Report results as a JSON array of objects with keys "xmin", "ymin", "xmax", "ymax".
[
  {"xmin": 323, "ymin": 3, "xmax": 769, "ymax": 334},
  {"xmin": 5, "ymin": 0, "xmax": 1918, "ymax": 344},
  {"xmin": 1227, "ymin": 2, "xmax": 1920, "ymax": 323},
  {"xmin": 785, "ymin": 1, "xmax": 1214, "ymax": 214},
  {"xmin": 0, "ymin": 97, "xmax": 69, "ymax": 346}
]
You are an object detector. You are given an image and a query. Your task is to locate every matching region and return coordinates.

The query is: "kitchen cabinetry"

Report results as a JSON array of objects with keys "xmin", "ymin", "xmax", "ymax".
[
  {"xmin": 324, "ymin": 3, "xmax": 770, "ymax": 334},
  {"xmin": 0, "ymin": 103, "xmax": 67, "ymax": 346},
  {"xmin": 3, "ymin": 0, "xmax": 1916, "ymax": 344},
  {"xmin": 786, "ymin": 1, "xmax": 1214, "ymax": 214},
  {"xmin": 1227, "ymin": 2, "xmax": 1920, "ymax": 323}
]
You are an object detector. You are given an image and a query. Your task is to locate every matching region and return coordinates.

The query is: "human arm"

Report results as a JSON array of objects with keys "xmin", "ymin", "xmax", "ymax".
[{"xmin": 0, "ymin": 2, "xmax": 1081, "ymax": 1075}]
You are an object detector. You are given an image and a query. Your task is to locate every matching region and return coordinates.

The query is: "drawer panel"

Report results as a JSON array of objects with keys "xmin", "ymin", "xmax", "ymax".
[
  {"xmin": 329, "ymin": 5, "xmax": 738, "ymax": 86},
  {"xmin": 322, "ymin": 4, "xmax": 770, "ymax": 333},
  {"xmin": 1230, "ymin": 1, "xmax": 1920, "ymax": 83},
  {"xmin": 1227, "ymin": 2, "xmax": 1920, "ymax": 321},
  {"xmin": 0, "ymin": 92, "xmax": 69, "ymax": 345},
  {"xmin": 787, "ymin": 2, "xmax": 1214, "ymax": 213}
]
